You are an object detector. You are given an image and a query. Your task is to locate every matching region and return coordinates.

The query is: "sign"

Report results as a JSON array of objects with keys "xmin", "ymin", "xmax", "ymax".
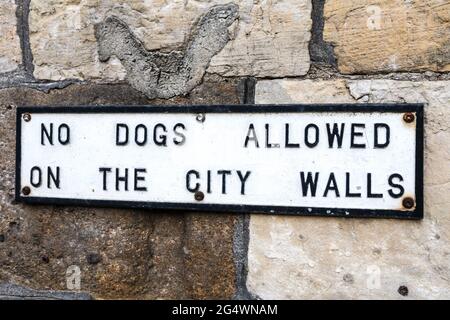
[{"xmin": 15, "ymin": 104, "xmax": 423, "ymax": 219}]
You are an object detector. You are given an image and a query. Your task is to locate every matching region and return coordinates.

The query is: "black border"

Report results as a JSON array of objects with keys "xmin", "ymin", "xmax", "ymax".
[{"xmin": 15, "ymin": 104, "xmax": 424, "ymax": 219}]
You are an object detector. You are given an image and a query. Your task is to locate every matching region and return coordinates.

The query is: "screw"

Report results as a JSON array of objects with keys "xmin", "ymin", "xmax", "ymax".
[
  {"xmin": 343, "ymin": 273, "xmax": 354, "ymax": 284},
  {"xmin": 402, "ymin": 197, "xmax": 415, "ymax": 209},
  {"xmin": 21, "ymin": 186, "xmax": 31, "ymax": 196},
  {"xmin": 403, "ymin": 112, "xmax": 415, "ymax": 123},
  {"xmin": 196, "ymin": 113, "xmax": 205, "ymax": 123},
  {"xmin": 194, "ymin": 191, "xmax": 204, "ymax": 201},
  {"xmin": 23, "ymin": 113, "xmax": 31, "ymax": 122},
  {"xmin": 398, "ymin": 285, "xmax": 409, "ymax": 296}
]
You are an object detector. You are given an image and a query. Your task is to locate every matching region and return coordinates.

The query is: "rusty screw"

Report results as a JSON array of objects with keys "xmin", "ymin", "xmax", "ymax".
[
  {"xmin": 402, "ymin": 197, "xmax": 415, "ymax": 209},
  {"xmin": 21, "ymin": 186, "xmax": 31, "ymax": 196},
  {"xmin": 196, "ymin": 113, "xmax": 205, "ymax": 123},
  {"xmin": 194, "ymin": 191, "xmax": 204, "ymax": 201},
  {"xmin": 403, "ymin": 112, "xmax": 415, "ymax": 123},
  {"xmin": 23, "ymin": 113, "xmax": 31, "ymax": 122}
]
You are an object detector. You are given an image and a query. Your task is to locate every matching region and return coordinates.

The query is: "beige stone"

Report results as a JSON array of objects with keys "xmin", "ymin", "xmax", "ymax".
[
  {"xmin": 29, "ymin": 0, "xmax": 311, "ymax": 81},
  {"xmin": 248, "ymin": 79, "xmax": 450, "ymax": 299},
  {"xmin": 256, "ymin": 79, "xmax": 355, "ymax": 104},
  {"xmin": 0, "ymin": 0, "xmax": 22, "ymax": 73},
  {"xmin": 324, "ymin": 0, "xmax": 450, "ymax": 74}
]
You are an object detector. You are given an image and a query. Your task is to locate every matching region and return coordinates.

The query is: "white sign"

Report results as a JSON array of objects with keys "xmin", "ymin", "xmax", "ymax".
[{"xmin": 16, "ymin": 105, "xmax": 423, "ymax": 219}]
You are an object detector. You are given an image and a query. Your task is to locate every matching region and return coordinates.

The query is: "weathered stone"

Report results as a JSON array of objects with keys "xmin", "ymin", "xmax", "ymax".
[
  {"xmin": 208, "ymin": 0, "xmax": 312, "ymax": 77},
  {"xmin": 323, "ymin": 0, "xmax": 450, "ymax": 73},
  {"xmin": 0, "ymin": 283, "xmax": 92, "ymax": 300},
  {"xmin": 0, "ymin": 78, "xmax": 241, "ymax": 299},
  {"xmin": 94, "ymin": 4, "xmax": 239, "ymax": 99},
  {"xmin": 309, "ymin": 0, "xmax": 336, "ymax": 65},
  {"xmin": 255, "ymin": 79, "xmax": 354, "ymax": 104},
  {"xmin": 29, "ymin": 0, "xmax": 311, "ymax": 81},
  {"xmin": 249, "ymin": 79, "xmax": 450, "ymax": 299},
  {"xmin": 0, "ymin": 74, "xmax": 242, "ymax": 106},
  {"xmin": 184, "ymin": 213, "xmax": 238, "ymax": 299},
  {"xmin": 0, "ymin": 0, "xmax": 22, "ymax": 73}
]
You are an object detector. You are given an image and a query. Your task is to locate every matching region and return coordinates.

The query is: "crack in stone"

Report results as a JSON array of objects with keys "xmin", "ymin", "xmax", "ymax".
[{"xmin": 94, "ymin": 3, "xmax": 239, "ymax": 99}]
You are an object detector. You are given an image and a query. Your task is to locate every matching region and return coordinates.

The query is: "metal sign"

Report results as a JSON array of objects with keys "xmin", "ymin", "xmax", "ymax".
[{"xmin": 15, "ymin": 104, "xmax": 423, "ymax": 219}]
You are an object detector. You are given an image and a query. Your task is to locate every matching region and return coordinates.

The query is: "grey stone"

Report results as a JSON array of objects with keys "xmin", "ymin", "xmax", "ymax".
[
  {"xmin": 309, "ymin": 0, "xmax": 336, "ymax": 66},
  {"xmin": 0, "ymin": 283, "xmax": 92, "ymax": 300},
  {"xmin": 94, "ymin": 4, "xmax": 239, "ymax": 99}
]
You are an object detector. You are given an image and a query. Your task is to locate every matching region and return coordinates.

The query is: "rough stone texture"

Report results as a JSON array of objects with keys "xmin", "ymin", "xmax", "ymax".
[
  {"xmin": 184, "ymin": 213, "xmax": 238, "ymax": 299},
  {"xmin": 29, "ymin": 0, "xmax": 311, "ymax": 81},
  {"xmin": 208, "ymin": 0, "xmax": 311, "ymax": 77},
  {"xmin": 256, "ymin": 78, "xmax": 354, "ymax": 104},
  {"xmin": 323, "ymin": 0, "xmax": 450, "ymax": 74},
  {"xmin": 95, "ymin": 4, "xmax": 239, "ymax": 99},
  {"xmin": 0, "ymin": 0, "xmax": 22, "ymax": 73},
  {"xmin": 249, "ymin": 79, "xmax": 450, "ymax": 299},
  {"xmin": 309, "ymin": 0, "xmax": 336, "ymax": 66},
  {"xmin": 0, "ymin": 283, "xmax": 92, "ymax": 300},
  {"xmin": 0, "ymin": 77, "xmax": 241, "ymax": 299}
]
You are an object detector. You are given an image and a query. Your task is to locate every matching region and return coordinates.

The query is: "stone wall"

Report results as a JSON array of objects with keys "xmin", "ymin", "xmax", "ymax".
[{"xmin": 0, "ymin": 0, "xmax": 449, "ymax": 299}]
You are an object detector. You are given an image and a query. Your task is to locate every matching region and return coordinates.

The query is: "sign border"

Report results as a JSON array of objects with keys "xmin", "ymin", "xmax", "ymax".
[{"xmin": 15, "ymin": 104, "xmax": 424, "ymax": 219}]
